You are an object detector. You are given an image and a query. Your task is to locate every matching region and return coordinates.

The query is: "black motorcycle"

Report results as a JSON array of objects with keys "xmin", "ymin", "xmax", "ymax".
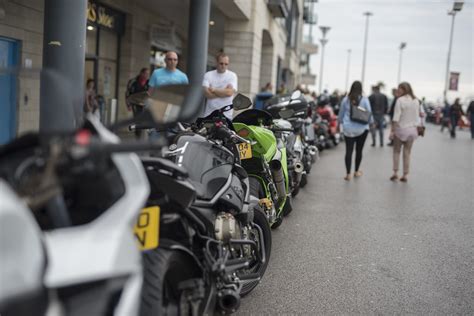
[{"xmin": 133, "ymin": 95, "xmax": 272, "ymax": 315}]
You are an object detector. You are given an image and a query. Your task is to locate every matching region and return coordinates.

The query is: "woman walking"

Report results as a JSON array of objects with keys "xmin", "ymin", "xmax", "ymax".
[
  {"xmin": 389, "ymin": 82, "xmax": 421, "ymax": 182},
  {"xmin": 338, "ymin": 81, "xmax": 373, "ymax": 181}
]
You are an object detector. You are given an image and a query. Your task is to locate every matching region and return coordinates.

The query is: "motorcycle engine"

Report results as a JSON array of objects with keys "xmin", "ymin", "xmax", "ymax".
[{"xmin": 215, "ymin": 212, "xmax": 241, "ymax": 242}]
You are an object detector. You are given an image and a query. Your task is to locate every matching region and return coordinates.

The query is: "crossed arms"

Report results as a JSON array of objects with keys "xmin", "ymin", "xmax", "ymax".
[{"xmin": 204, "ymin": 84, "xmax": 235, "ymax": 99}]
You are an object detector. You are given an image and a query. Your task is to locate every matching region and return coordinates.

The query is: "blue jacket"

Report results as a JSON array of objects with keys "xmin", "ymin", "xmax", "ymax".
[{"xmin": 338, "ymin": 96, "xmax": 373, "ymax": 137}]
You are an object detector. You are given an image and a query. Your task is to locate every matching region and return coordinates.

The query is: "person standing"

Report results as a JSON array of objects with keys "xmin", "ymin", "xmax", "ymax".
[
  {"xmin": 125, "ymin": 67, "xmax": 150, "ymax": 139},
  {"xmin": 338, "ymin": 81, "xmax": 372, "ymax": 181},
  {"xmin": 84, "ymin": 79, "xmax": 99, "ymax": 118},
  {"xmin": 387, "ymin": 88, "xmax": 399, "ymax": 146},
  {"xmin": 148, "ymin": 51, "xmax": 188, "ymax": 93},
  {"xmin": 200, "ymin": 53, "xmax": 238, "ymax": 121},
  {"xmin": 368, "ymin": 85, "xmax": 388, "ymax": 147},
  {"xmin": 467, "ymin": 100, "xmax": 474, "ymax": 139},
  {"xmin": 389, "ymin": 82, "xmax": 421, "ymax": 183},
  {"xmin": 440, "ymin": 101, "xmax": 451, "ymax": 133},
  {"xmin": 449, "ymin": 98, "xmax": 464, "ymax": 138}
]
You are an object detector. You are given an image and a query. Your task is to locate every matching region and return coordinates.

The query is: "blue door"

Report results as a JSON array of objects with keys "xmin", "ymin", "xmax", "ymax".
[{"xmin": 0, "ymin": 37, "xmax": 19, "ymax": 145}]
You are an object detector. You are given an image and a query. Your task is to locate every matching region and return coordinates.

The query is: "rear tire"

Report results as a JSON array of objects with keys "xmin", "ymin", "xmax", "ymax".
[
  {"xmin": 140, "ymin": 248, "xmax": 201, "ymax": 316},
  {"xmin": 240, "ymin": 207, "xmax": 272, "ymax": 296}
]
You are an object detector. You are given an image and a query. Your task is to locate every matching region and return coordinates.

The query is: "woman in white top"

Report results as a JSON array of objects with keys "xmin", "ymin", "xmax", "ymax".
[{"xmin": 389, "ymin": 82, "xmax": 421, "ymax": 182}]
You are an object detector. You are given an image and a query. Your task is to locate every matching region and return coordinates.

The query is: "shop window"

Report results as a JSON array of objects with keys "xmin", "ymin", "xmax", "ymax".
[
  {"xmin": 86, "ymin": 25, "xmax": 97, "ymax": 56},
  {"xmin": 99, "ymin": 29, "xmax": 118, "ymax": 61}
]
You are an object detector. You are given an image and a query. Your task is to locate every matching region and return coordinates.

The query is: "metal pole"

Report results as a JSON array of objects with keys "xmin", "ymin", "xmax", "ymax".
[
  {"xmin": 318, "ymin": 40, "xmax": 327, "ymax": 93},
  {"xmin": 345, "ymin": 49, "xmax": 351, "ymax": 92},
  {"xmin": 361, "ymin": 12, "xmax": 372, "ymax": 88},
  {"xmin": 187, "ymin": 0, "xmax": 210, "ymax": 85},
  {"xmin": 40, "ymin": 0, "xmax": 87, "ymax": 132},
  {"xmin": 444, "ymin": 12, "xmax": 456, "ymax": 102},
  {"xmin": 318, "ymin": 26, "xmax": 330, "ymax": 94},
  {"xmin": 397, "ymin": 48, "xmax": 403, "ymax": 84}
]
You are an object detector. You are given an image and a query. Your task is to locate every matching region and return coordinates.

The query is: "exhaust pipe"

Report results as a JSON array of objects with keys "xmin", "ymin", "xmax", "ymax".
[
  {"xmin": 217, "ymin": 289, "xmax": 241, "ymax": 314},
  {"xmin": 269, "ymin": 160, "xmax": 286, "ymax": 201},
  {"xmin": 293, "ymin": 161, "xmax": 304, "ymax": 185},
  {"xmin": 308, "ymin": 145, "xmax": 319, "ymax": 163}
]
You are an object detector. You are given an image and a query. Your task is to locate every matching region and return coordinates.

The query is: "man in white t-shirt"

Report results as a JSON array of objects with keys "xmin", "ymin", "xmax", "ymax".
[{"xmin": 201, "ymin": 53, "xmax": 238, "ymax": 120}]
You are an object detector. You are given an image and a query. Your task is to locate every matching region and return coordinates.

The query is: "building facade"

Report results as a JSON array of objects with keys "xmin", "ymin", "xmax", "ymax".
[{"xmin": 0, "ymin": 0, "xmax": 317, "ymax": 143}]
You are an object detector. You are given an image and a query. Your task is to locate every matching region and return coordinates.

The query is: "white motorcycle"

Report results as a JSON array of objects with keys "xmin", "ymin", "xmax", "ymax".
[{"xmin": 0, "ymin": 117, "xmax": 149, "ymax": 316}]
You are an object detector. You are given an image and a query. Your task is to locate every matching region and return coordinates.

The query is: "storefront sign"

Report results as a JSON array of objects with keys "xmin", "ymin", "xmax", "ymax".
[
  {"xmin": 449, "ymin": 72, "xmax": 460, "ymax": 91},
  {"xmin": 87, "ymin": 1, "xmax": 125, "ymax": 35}
]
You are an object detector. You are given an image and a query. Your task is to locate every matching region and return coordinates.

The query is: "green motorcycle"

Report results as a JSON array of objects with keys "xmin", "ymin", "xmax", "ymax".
[{"xmin": 233, "ymin": 105, "xmax": 293, "ymax": 228}]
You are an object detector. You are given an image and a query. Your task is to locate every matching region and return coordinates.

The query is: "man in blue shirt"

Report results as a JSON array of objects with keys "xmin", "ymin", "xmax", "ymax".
[{"xmin": 149, "ymin": 51, "xmax": 188, "ymax": 94}]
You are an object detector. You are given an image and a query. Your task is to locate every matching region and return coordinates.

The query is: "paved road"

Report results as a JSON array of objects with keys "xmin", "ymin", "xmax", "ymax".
[{"xmin": 238, "ymin": 125, "xmax": 473, "ymax": 315}]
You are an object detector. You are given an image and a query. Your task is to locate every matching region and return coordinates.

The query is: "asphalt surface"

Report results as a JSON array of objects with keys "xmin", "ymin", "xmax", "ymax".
[{"xmin": 237, "ymin": 124, "xmax": 473, "ymax": 315}]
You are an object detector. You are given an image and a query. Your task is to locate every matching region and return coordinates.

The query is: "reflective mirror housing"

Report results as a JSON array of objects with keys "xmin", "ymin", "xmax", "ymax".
[
  {"xmin": 126, "ymin": 84, "xmax": 203, "ymax": 125},
  {"xmin": 291, "ymin": 90, "xmax": 302, "ymax": 100},
  {"xmin": 232, "ymin": 93, "xmax": 253, "ymax": 110}
]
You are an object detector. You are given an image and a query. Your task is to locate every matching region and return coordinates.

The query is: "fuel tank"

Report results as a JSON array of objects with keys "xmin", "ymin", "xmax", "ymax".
[{"xmin": 168, "ymin": 134, "xmax": 236, "ymax": 202}]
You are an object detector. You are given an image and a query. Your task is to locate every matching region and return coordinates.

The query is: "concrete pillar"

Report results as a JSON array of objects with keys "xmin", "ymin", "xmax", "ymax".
[
  {"xmin": 223, "ymin": 29, "xmax": 261, "ymax": 98},
  {"xmin": 40, "ymin": 0, "xmax": 87, "ymax": 132},
  {"xmin": 259, "ymin": 43, "xmax": 275, "ymax": 92}
]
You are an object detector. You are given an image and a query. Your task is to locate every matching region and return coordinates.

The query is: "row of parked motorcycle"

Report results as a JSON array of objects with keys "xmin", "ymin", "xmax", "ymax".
[{"xmin": 0, "ymin": 84, "xmax": 342, "ymax": 316}]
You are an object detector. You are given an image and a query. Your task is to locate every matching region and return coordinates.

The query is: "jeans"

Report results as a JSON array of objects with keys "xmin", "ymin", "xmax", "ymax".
[{"xmin": 370, "ymin": 115, "xmax": 385, "ymax": 145}]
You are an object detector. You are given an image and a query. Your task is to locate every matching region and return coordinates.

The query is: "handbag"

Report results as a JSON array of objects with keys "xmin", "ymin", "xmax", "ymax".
[
  {"xmin": 417, "ymin": 126, "xmax": 425, "ymax": 137},
  {"xmin": 350, "ymin": 97, "xmax": 371, "ymax": 124}
]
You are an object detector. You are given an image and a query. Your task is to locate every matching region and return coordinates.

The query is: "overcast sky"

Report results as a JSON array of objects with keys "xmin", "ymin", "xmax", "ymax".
[{"xmin": 307, "ymin": 0, "xmax": 473, "ymax": 104}]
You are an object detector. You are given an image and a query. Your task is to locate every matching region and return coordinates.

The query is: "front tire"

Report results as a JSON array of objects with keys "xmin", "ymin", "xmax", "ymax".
[
  {"xmin": 140, "ymin": 248, "xmax": 201, "ymax": 316},
  {"xmin": 240, "ymin": 207, "xmax": 272, "ymax": 296}
]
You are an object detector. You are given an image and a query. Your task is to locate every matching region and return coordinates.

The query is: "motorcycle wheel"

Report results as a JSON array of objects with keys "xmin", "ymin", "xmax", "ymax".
[
  {"xmin": 291, "ymin": 184, "xmax": 300, "ymax": 198},
  {"xmin": 240, "ymin": 207, "xmax": 272, "ymax": 296},
  {"xmin": 300, "ymin": 173, "xmax": 308, "ymax": 188},
  {"xmin": 282, "ymin": 195, "xmax": 293, "ymax": 216},
  {"xmin": 248, "ymin": 177, "xmax": 284, "ymax": 229},
  {"xmin": 140, "ymin": 248, "xmax": 201, "ymax": 316},
  {"xmin": 271, "ymin": 216, "xmax": 283, "ymax": 229}
]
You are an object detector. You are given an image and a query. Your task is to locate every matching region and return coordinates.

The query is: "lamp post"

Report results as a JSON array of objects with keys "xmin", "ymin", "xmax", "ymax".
[
  {"xmin": 345, "ymin": 49, "xmax": 351, "ymax": 92},
  {"xmin": 443, "ymin": 1, "xmax": 464, "ymax": 102},
  {"xmin": 318, "ymin": 26, "xmax": 330, "ymax": 94},
  {"xmin": 397, "ymin": 42, "xmax": 406, "ymax": 84},
  {"xmin": 361, "ymin": 11, "xmax": 373, "ymax": 88}
]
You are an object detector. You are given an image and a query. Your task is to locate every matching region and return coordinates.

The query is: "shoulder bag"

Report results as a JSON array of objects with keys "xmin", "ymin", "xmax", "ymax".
[{"xmin": 350, "ymin": 97, "xmax": 371, "ymax": 124}]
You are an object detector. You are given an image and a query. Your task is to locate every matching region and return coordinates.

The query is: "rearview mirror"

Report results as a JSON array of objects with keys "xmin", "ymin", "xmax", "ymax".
[
  {"xmin": 232, "ymin": 93, "xmax": 253, "ymax": 110},
  {"xmin": 291, "ymin": 90, "xmax": 302, "ymax": 100},
  {"xmin": 126, "ymin": 84, "xmax": 203, "ymax": 125}
]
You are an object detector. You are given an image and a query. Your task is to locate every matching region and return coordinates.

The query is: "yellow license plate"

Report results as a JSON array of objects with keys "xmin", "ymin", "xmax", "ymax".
[
  {"xmin": 237, "ymin": 143, "xmax": 252, "ymax": 160},
  {"xmin": 134, "ymin": 206, "xmax": 160, "ymax": 250}
]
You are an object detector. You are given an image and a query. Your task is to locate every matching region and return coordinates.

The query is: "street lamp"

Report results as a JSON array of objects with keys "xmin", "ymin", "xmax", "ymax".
[
  {"xmin": 345, "ymin": 49, "xmax": 351, "ymax": 92},
  {"xmin": 443, "ymin": 1, "xmax": 464, "ymax": 102},
  {"xmin": 397, "ymin": 42, "xmax": 406, "ymax": 84},
  {"xmin": 361, "ymin": 11, "xmax": 373, "ymax": 88},
  {"xmin": 318, "ymin": 26, "xmax": 330, "ymax": 94}
]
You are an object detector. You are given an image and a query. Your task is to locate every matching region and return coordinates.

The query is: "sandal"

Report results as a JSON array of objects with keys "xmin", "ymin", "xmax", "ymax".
[
  {"xmin": 400, "ymin": 176, "xmax": 408, "ymax": 182},
  {"xmin": 344, "ymin": 175, "xmax": 351, "ymax": 181},
  {"xmin": 354, "ymin": 171, "xmax": 363, "ymax": 177},
  {"xmin": 390, "ymin": 175, "xmax": 399, "ymax": 181}
]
